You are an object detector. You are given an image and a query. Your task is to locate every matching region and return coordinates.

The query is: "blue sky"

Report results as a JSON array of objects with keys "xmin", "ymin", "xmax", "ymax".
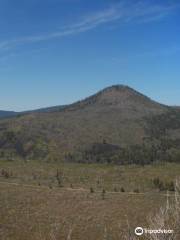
[{"xmin": 0, "ymin": 0, "xmax": 180, "ymax": 111}]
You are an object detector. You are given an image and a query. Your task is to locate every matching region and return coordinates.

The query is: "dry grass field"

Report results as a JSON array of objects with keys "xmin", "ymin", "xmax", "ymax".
[{"xmin": 0, "ymin": 161, "xmax": 179, "ymax": 240}]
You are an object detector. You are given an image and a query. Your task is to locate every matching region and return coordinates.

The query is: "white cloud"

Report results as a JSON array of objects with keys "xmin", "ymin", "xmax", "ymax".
[{"xmin": 0, "ymin": 1, "xmax": 179, "ymax": 51}]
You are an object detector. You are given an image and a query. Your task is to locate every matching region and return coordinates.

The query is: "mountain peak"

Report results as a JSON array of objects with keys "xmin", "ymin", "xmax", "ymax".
[
  {"xmin": 62, "ymin": 84, "xmax": 166, "ymax": 116},
  {"xmin": 97, "ymin": 85, "xmax": 135, "ymax": 95},
  {"xmin": 91, "ymin": 84, "xmax": 152, "ymax": 106},
  {"xmin": 101, "ymin": 85, "xmax": 146, "ymax": 97},
  {"xmin": 102, "ymin": 84, "xmax": 131, "ymax": 91}
]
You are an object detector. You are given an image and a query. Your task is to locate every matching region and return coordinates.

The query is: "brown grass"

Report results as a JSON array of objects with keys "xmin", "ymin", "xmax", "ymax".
[{"xmin": 0, "ymin": 161, "xmax": 179, "ymax": 240}]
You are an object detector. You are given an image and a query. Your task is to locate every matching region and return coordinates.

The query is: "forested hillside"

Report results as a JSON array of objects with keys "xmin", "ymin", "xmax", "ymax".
[{"xmin": 0, "ymin": 85, "xmax": 180, "ymax": 164}]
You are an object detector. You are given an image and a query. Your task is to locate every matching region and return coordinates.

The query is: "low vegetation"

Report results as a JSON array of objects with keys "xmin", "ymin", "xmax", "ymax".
[{"xmin": 0, "ymin": 160, "xmax": 179, "ymax": 239}]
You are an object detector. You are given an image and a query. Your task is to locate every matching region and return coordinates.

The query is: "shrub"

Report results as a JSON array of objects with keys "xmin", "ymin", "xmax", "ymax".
[
  {"xmin": 133, "ymin": 188, "xmax": 140, "ymax": 193},
  {"xmin": 153, "ymin": 177, "xmax": 175, "ymax": 192},
  {"xmin": 153, "ymin": 177, "xmax": 165, "ymax": 191},
  {"xmin": 153, "ymin": 177, "xmax": 161, "ymax": 188},
  {"xmin": 1, "ymin": 169, "xmax": 10, "ymax": 178},
  {"xmin": 102, "ymin": 189, "xmax": 106, "ymax": 200},
  {"xmin": 56, "ymin": 169, "xmax": 63, "ymax": 187},
  {"xmin": 165, "ymin": 181, "xmax": 175, "ymax": 192},
  {"xmin": 158, "ymin": 181, "xmax": 166, "ymax": 191}
]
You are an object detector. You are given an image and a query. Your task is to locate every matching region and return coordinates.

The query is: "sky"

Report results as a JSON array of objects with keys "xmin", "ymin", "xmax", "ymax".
[{"xmin": 0, "ymin": 0, "xmax": 180, "ymax": 111}]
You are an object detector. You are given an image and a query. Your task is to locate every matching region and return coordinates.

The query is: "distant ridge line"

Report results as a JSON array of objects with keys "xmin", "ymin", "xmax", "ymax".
[{"xmin": 0, "ymin": 85, "xmax": 177, "ymax": 118}]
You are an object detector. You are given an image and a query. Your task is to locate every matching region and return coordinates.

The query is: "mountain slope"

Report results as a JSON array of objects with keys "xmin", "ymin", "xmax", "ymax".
[
  {"xmin": 0, "ymin": 111, "xmax": 18, "ymax": 119},
  {"xmin": 0, "ymin": 106, "xmax": 66, "ymax": 119},
  {"xmin": 0, "ymin": 85, "xmax": 180, "ymax": 163}
]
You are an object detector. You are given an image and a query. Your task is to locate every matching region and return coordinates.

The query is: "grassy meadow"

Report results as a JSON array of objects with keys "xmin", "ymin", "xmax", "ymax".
[{"xmin": 0, "ymin": 160, "xmax": 179, "ymax": 240}]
